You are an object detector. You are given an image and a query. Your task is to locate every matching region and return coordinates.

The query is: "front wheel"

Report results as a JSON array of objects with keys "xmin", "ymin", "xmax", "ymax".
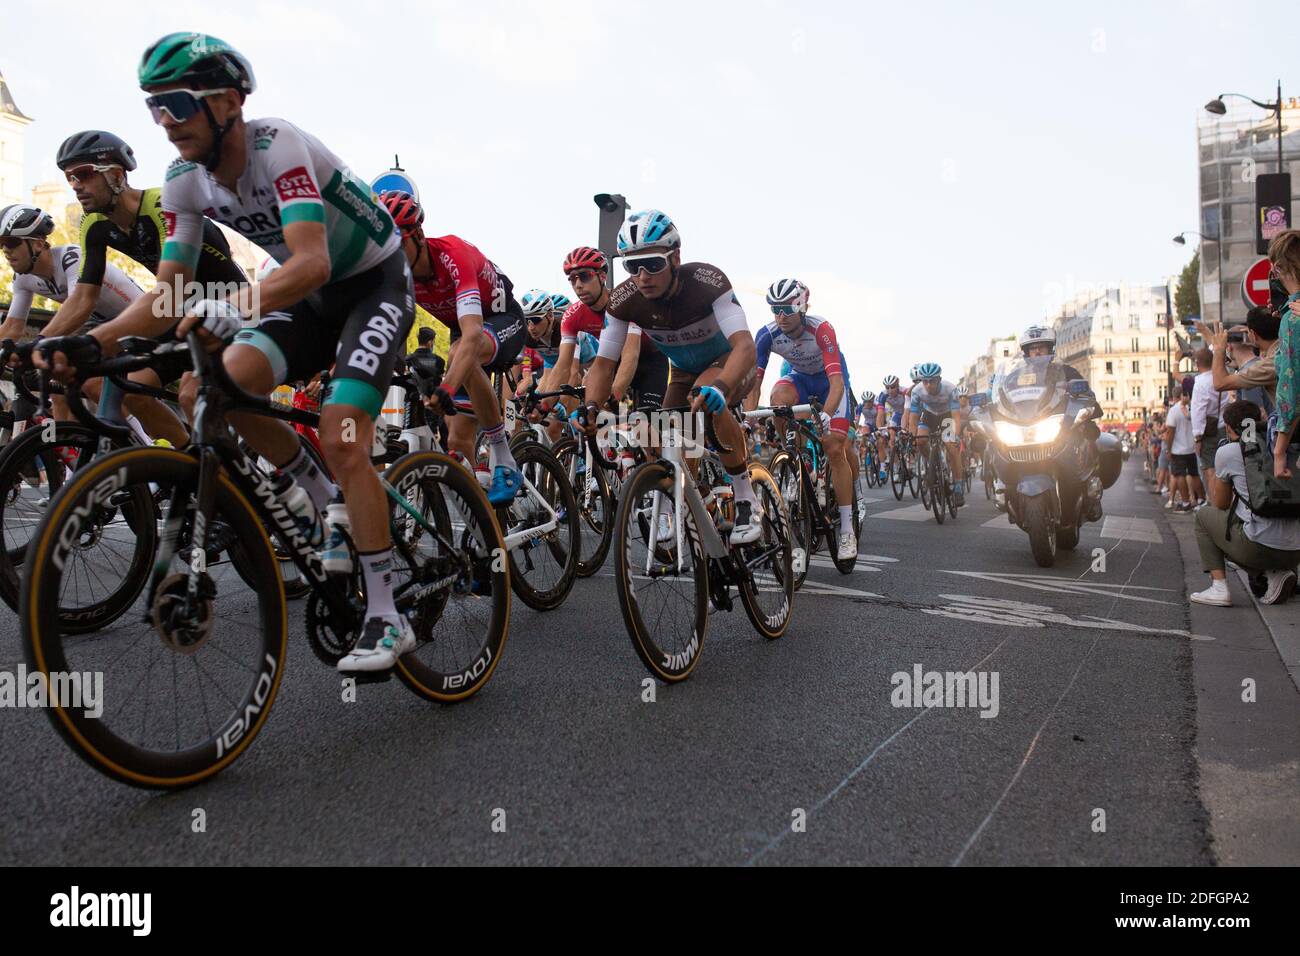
[
  {"xmin": 21, "ymin": 446, "xmax": 287, "ymax": 790},
  {"xmin": 496, "ymin": 441, "xmax": 579, "ymax": 611},
  {"xmin": 769, "ymin": 451, "xmax": 810, "ymax": 590},
  {"xmin": 551, "ymin": 436, "xmax": 613, "ymax": 577},
  {"xmin": 1023, "ymin": 495, "xmax": 1058, "ymax": 567},
  {"xmin": 613, "ymin": 461, "xmax": 709, "ymax": 683}
]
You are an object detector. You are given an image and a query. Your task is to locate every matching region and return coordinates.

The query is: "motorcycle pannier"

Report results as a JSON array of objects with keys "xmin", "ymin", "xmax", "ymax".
[{"xmin": 1096, "ymin": 432, "xmax": 1122, "ymax": 489}]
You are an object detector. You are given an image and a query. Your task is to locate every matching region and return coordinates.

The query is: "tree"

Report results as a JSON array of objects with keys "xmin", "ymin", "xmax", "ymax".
[{"xmin": 1174, "ymin": 250, "xmax": 1200, "ymax": 323}]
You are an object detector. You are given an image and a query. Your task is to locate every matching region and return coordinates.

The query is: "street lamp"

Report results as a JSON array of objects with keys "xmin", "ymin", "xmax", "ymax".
[
  {"xmin": 1205, "ymin": 81, "xmax": 1285, "ymax": 173},
  {"xmin": 1169, "ymin": 230, "xmax": 1212, "ymax": 405}
]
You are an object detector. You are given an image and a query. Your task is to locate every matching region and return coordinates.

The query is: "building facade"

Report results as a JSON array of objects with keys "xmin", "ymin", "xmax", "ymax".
[{"xmin": 0, "ymin": 68, "xmax": 33, "ymax": 210}]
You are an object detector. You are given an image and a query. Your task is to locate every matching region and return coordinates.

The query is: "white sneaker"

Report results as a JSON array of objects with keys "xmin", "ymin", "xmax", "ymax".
[
  {"xmin": 1164, "ymin": 498, "xmax": 1175, "ymax": 510},
  {"xmin": 1190, "ymin": 580, "xmax": 1231, "ymax": 607},
  {"xmin": 837, "ymin": 531, "xmax": 858, "ymax": 562},
  {"xmin": 338, "ymin": 616, "xmax": 417, "ymax": 673},
  {"xmin": 1262, "ymin": 569, "xmax": 1297, "ymax": 605}
]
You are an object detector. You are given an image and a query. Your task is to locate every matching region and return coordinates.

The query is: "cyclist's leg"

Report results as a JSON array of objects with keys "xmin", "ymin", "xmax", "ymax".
[
  {"xmin": 769, "ymin": 377, "xmax": 799, "ymax": 438},
  {"xmin": 473, "ymin": 308, "xmax": 527, "ymax": 500},
  {"xmin": 691, "ymin": 359, "xmax": 759, "ymax": 542},
  {"xmin": 120, "ymin": 367, "xmax": 189, "ymax": 447}
]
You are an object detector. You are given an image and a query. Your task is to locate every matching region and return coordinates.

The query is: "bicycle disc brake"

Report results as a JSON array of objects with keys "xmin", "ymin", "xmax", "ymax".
[{"xmin": 151, "ymin": 572, "xmax": 216, "ymax": 655}]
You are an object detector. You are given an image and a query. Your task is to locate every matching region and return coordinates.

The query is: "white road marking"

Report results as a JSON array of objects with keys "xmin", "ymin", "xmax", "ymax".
[
  {"xmin": 941, "ymin": 570, "xmax": 1179, "ymax": 606},
  {"xmin": 870, "ymin": 504, "xmax": 933, "ymax": 522},
  {"xmin": 1101, "ymin": 515, "xmax": 1163, "ymax": 544},
  {"xmin": 928, "ymin": 594, "xmax": 1209, "ymax": 640}
]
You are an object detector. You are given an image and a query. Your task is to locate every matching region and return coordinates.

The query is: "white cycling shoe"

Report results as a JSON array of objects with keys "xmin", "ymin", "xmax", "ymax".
[
  {"xmin": 729, "ymin": 500, "xmax": 762, "ymax": 546},
  {"xmin": 338, "ymin": 616, "xmax": 417, "ymax": 674},
  {"xmin": 837, "ymin": 531, "xmax": 858, "ymax": 562}
]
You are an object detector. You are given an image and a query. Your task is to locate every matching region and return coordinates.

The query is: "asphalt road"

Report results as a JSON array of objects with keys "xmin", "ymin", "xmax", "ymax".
[{"xmin": 0, "ymin": 458, "xmax": 1227, "ymax": 864}]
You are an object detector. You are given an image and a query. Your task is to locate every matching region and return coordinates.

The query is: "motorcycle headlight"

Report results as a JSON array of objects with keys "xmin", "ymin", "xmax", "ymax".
[{"xmin": 995, "ymin": 415, "xmax": 1064, "ymax": 446}]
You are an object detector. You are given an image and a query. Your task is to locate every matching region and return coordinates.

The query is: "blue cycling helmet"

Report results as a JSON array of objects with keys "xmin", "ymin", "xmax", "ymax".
[
  {"xmin": 916, "ymin": 362, "xmax": 942, "ymax": 380},
  {"xmin": 617, "ymin": 209, "xmax": 681, "ymax": 255},
  {"xmin": 521, "ymin": 289, "xmax": 553, "ymax": 318},
  {"xmin": 549, "ymin": 292, "xmax": 572, "ymax": 314}
]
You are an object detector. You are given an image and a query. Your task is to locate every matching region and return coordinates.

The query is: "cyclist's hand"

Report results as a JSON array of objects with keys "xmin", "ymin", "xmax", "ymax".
[
  {"xmin": 819, "ymin": 411, "xmax": 832, "ymax": 433},
  {"xmin": 32, "ymin": 335, "xmax": 103, "ymax": 382},
  {"xmin": 430, "ymin": 383, "xmax": 459, "ymax": 417},
  {"xmin": 178, "ymin": 299, "xmax": 244, "ymax": 351},
  {"xmin": 693, "ymin": 385, "xmax": 727, "ymax": 415}
]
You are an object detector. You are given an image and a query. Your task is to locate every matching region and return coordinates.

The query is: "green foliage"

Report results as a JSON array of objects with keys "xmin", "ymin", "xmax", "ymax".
[{"xmin": 1174, "ymin": 250, "xmax": 1200, "ymax": 322}]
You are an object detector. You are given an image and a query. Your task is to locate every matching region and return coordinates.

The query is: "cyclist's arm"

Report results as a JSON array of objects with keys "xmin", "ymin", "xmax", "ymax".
[
  {"xmin": 611, "ymin": 329, "xmax": 641, "ymax": 401},
  {"xmin": 234, "ymin": 219, "xmax": 330, "ymax": 317},
  {"xmin": 441, "ymin": 311, "xmax": 484, "ymax": 395},
  {"xmin": 0, "ymin": 286, "xmax": 35, "ymax": 342},
  {"xmin": 823, "ymin": 373, "xmax": 844, "ymax": 421},
  {"xmin": 588, "ymin": 314, "xmax": 630, "ymax": 409},
  {"xmin": 712, "ymin": 292, "xmax": 755, "ymax": 400},
  {"xmin": 41, "ymin": 281, "xmax": 101, "ymax": 338},
  {"xmin": 551, "ymin": 341, "xmax": 578, "ymax": 392}
]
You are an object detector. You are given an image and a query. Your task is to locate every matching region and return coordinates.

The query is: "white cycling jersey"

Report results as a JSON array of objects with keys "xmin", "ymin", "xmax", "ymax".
[
  {"xmin": 160, "ymin": 118, "xmax": 400, "ymax": 283},
  {"xmin": 4, "ymin": 245, "xmax": 143, "ymax": 327}
]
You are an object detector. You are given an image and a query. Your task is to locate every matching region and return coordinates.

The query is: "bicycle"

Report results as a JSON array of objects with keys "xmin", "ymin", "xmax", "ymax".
[
  {"xmin": 607, "ymin": 396, "xmax": 794, "ymax": 682},
  {"xmin": 889, "ymin": 429, "xmax": 920, "ymax": 501},
  {"xmin": 21, "ymin": 333, "xmax": 511, "ymax": 789},
  {"xmin": 764, "ymin": 401, "xmax": 860, "ymax": 586},
  {"xmin": 921, "ymin": 431, "xmax": 958, "ymax": 524}
]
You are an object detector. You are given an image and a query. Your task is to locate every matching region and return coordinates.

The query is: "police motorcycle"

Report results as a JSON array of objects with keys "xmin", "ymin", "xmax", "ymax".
[{"xmin": 970, "ymin": 356, "xmax": 1121, "ymax": 567}]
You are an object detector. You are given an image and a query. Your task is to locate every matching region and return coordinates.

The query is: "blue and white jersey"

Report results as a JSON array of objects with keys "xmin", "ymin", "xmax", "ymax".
[{"xmin": 908, "ymin": 379, "xmax": 960, "ymax": 416}]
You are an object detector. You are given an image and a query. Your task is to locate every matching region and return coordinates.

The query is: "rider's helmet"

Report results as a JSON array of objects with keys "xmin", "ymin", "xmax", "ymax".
[
  {"xmin": 916, "ymin": 362, "xmax": 942, "ymax": 381},
  {"xmin": 954, "ymin": 385, "xmax": 969, "ymax": 398},
  {"xmin": 909, "ymin": 364, "xmax": 921, "ymax": 382},
  {"xmin": 379, "ymin": 191, "xmax": 424, "ymax": 234},
  {"xmin": 617, "ymin": 209, "xmax": 681, "ymax": 255},
  {"xmin": 548, "ymin": 292, "xmax": 572, "ymax": 314},
  {"xmin": 860, "ymin": 389, "xmax": 877, "ymax": 406},
  {"xmin": 765, "ymin": 278, "xmax": 809, "ymax": 314},
  {"xmin": 0, "ymin": 204, "xmax": 56, "ymax": 240},
  {"xmin": 521, "ymin": 289, "xmax": 554, "ymax": 320},
  {"xmin": 55, "ymin": 131, "xmax": 138, "ymax": 172},
  {"xmin": 1018, "ymin": 324, "xmax": 1057, "ymax": 357},
  {"xmin": 882, "ymin": 374, "xmax": 900, "ymax": 389},
  {"xmin": 562, "ymin": 246, "xmax": 607, "ymax": 274}
]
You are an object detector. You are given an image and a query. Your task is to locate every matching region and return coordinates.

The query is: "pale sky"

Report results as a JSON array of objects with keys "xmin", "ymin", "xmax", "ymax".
[{"xmin": 1, "ymin": 0, "xmax": 1290, "ymax": 395}]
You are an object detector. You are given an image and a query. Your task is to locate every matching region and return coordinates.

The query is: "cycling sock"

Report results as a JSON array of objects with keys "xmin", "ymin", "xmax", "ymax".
[
  {"xmin": 285, "ymin": 446, "xmax": 338, "ymax": 511},
  {"xmin": 839, "ymin": 505, "xmax": 853, "ymax": 530},
  {"xmin": 360, "ymin": 548, "xmax": 399, "ymax": 621},
  {"xmin": 483, "ymin": 423, "xmax": 517, "ymax": 471}
]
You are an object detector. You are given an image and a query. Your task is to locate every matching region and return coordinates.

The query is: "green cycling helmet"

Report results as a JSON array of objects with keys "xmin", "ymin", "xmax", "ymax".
[{"xmin": 138, "ymin": 32, "xmax": 256, "ymax": 95}]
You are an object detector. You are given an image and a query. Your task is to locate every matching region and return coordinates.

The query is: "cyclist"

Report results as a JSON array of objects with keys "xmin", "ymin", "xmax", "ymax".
[
  {"xmin": 41, "ymin": 33, "xmax": 419, "ymax": 674},
  {"xmin": 0, "ymin": 204, "xmax": 143, "ymax": 343},
  {"xmin": 907, "ymin": 361, "xmax": 965, "ymax": 507},
  {"xmin": 581, "ymin": 209, "xmax": 761, "ymax": 545},
  {"xmin": 378, "ymin": 190, "xmax": 525, "ymax": 503},
  {"xmin": 748, "ymin": 278, "xmax": 857, "ymax": 560},
  {"xmin": 854, "ymin": 388, "xmax": 877, "ymax": 501},
  {"xmin": 558, "ymin": 246, "xmax": 667, "ymax": 411},
  {"xmin": 875, "ymin": 374, "xmax": 905, "ymax": 471},
  {"xmin": 41, "ymin": 131, "xmax": 249, "ymax": 445}
]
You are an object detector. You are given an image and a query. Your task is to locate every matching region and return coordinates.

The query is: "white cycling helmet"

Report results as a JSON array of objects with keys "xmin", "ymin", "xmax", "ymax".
[
  {"xmin": 882, "ymin": 374, "xmax": 900, "ymax": 389},
  {"xmin": 617, "ymin": 209, "xmax": 681, "ymax": 256},
  {"xmin": 766, "ymin": 278, "xmax": 809, "ymax": 314},
  {"xmin": 909, "ymin": 365, "xmax": 922, "ymax": 382},
  {"xmin": 521, "ymin": 289, "xmax": 554, "ymax": 319},
  {"xmin": 1019, "ymin": 324, "xmax": 1057, "ymax": 355}
]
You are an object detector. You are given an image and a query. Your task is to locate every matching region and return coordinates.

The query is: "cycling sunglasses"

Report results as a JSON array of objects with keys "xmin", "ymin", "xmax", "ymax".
[
  {"xmin": 1, "ymin": 237, "xmax": 29, "ymax": 251},
  {"xmin": 63, "ymin": 163, "xmax": 119, "ymax": 186},
  {"xmin": 622, "ymin": 254, "xmax": 670, "ymax": 277},
  {"xmin": 567, "ymin": 269, "xmax": 599, "ymax": 285},
  {"xmin": 145, "ymin": 88, "xmax": 229, "ymax": 124},
  {"xmin": 770, "ymin": 304, "xmax": 801, "ymax": 316}
]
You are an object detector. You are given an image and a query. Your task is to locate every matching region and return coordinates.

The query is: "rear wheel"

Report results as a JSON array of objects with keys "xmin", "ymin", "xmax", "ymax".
[
  {"xmin": 737, "ymin": 462, "xmax": 794, "ymax": 639},
  {"xmin": 769, "ymin": 450, "xmax": 810, "ymax": 590},
  {"xmin": 889, "ymin": 447, "xmax": 906, "ymax": 501},
  {"xmin": 551, "ymin": 436, "xmax": 613, "ymax": 577},
  {"xmin": 496, "ymin": 441, "xmax": 579, "ymax": 611}
]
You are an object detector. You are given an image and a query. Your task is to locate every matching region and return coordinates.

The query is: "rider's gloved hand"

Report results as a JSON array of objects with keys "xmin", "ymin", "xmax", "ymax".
[
  {"xmin": 696, "ymin": 385, "xmax": 727, "ymax": 415},
  {"xmin": 185, "ymin": 299, "xmax": 245, "ymax": 345},
  {"xmin": 430, "ymin": 383, "xmax": 459, "ymax": 416}
]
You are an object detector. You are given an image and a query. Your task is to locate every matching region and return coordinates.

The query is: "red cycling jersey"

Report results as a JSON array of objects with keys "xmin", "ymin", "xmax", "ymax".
[
  {"xmin": 412, "ymin": 235, "xmax": 506, "ymax": 331},
  {"xmin": 561, "ymin": 299, "xmax": 653, "ymax": 352}
]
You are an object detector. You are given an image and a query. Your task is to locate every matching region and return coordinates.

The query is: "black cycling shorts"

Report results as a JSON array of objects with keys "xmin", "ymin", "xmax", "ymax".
[
  {"xmin": 231, "ymin": 248, "xmax": 415, "ymax": 419},
  {"xmin": 917, "ymin": 409, "xmax": 956, "ymax": 441},
  {"xmin": 629, "ymin": 345, "xmax": 668, "ymax": 410},
  {"xmin": 447, "ymin": 270, "xmax": 526, "ymax": 374}
]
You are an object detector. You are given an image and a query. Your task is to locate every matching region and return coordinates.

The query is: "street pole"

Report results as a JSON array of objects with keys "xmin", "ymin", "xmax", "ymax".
[
  {"xmin": 1278, "ymin": 79, "xmax": 1284, "ymax": 175},
  {"xmin": 1164, "ymin": 279, "xmax": 1174, "ymax": 409}
]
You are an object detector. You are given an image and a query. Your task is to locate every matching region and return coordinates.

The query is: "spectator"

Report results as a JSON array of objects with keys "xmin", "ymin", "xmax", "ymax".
[
  {"xmin": 1269, "ymin": 229, "xmax": 1300, "ymax": 478},
  {"xmin": 1152, "ymin": 413, "xmax": 1170, "ymax": 495},
  {"xmin": 1164, "ymin": 387, "xmax": 1200, "ymax": 512},
  {"xmin": 1207, "ymin": 306, "xmax": 1280, "ymax": 412},
  {"xmin": 1191, "ymin": 347, "xmax": 1224, "ymax": 489},
  {"xmin": 407, "ymin": 326, "xmax": 446, "ymax": 399},
  {"xmin": 1191, "ymin": 400, "xmax": 1300, "ymax": 606}
]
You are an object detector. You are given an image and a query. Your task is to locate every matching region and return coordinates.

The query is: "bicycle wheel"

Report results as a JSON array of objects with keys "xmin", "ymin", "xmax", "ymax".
[
  {"xmin": 907, "ymin": 448, "xmax": 920, "ymax": 498},
  {"xmin": 737, "ymin": 462, "xmax": 794, "ymax": 639},
  {"xmin": 889, "ymin": 447, "xmax": 906, "ymax": 501},
  {"xmin": 385, "ymin": 451, "xmax": 512, "ymax": 703},
  {"xmin": 769, "ymin": 450, "xmax": 811, "ymax": 590},
  {"xmin": 21, "ymin": 446, "xmax": 287, "ymax": 789},
  {"xmin": 823, "ymin": 477, "xmax": 858, "ymax": 575},
  {"xmin": 918, "ymin": 449, "xmax": 931, "ymax": 509},
  {"xmin": 0, "ymin": 422, "xmax": 105, "ymax": 617},
  {"xmin": 613, "ymin": 460, "xmax": 710, "ymax": 682},
  {"xmin": 551, "ymin": 436, "xmax": 613, "ymax": 577},
  {"xmin": 930, "ymin": 448, "xmax": 947, "ymax": 524},
  {"xmin": 496, "ymin": 441, "xmax": 579, "ymax": 611}
]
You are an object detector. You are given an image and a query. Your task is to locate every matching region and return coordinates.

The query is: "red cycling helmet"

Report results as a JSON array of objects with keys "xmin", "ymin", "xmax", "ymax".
[
  {"xmin": 380, "ymin": 190, "xmax": 424, "ymax": 234},
  {"xmin": 563, "ymin": 246, "xmax": 607, "ymax": 274}
]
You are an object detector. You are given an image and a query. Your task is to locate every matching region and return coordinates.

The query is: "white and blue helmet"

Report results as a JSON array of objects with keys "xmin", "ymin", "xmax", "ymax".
[
  {"xmin": 617, "ymin": 209, "xmax": 681, "ymax": 255},
  {"xmin": 766, "ymin": 278, "xmax": 809, "ymax": 314},
  {"xmin": 916, "ymin": 362, "xmax": 942, "ymax": 380},
  {"xmin": 549, "ymin": 292, "xmax": 572, "ymax": 314},
  {"xmin": 521, "ymin": 289, "xmax": 554, "ymax": 318}
]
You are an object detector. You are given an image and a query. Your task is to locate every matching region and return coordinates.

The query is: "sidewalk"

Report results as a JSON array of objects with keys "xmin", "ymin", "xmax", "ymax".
[{"xmin": 1165, "ymin": 502, "xmax": 1300, "ymax": 866}]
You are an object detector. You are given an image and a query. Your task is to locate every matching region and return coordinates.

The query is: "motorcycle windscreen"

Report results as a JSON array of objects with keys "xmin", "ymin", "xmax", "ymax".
[{"xmin": 995, "ymin": 356, "xmax": 1069, "ymax": 422}]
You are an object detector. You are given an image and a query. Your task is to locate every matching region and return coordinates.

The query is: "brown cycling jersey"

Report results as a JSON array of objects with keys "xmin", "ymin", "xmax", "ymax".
[{"xmin": 598, "ymin": 262, "xmax": 749, "ymax": 374}]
